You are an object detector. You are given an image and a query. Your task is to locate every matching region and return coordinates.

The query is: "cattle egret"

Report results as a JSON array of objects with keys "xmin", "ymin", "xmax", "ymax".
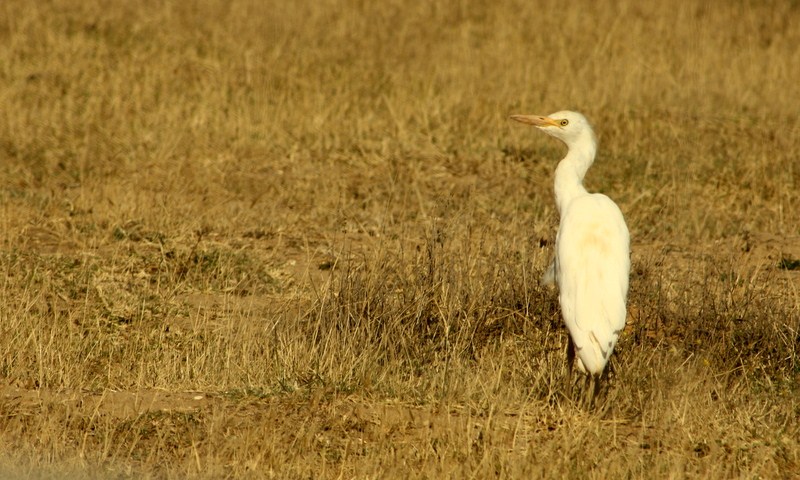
[{"xmin": 510, "ymin": 110, "xmax": 630, "ymax": 402}]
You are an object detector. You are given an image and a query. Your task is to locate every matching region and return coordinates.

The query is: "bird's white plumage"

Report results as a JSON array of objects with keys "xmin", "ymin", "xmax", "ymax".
[
  {"xmin": 556, "ymin": 193, "xmax": 629, "ymax": 374},
  {"xmin": 511, "ymin": 110, "xmax": 630, "ymax": 376}
]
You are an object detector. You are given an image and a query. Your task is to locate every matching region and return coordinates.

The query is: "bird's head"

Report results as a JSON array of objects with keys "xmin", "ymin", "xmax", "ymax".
[{"xmin": 510, "ymin": 110, "xmax": 594, "ymax": 147}]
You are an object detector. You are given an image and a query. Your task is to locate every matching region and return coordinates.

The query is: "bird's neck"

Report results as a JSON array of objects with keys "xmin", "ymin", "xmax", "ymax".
[{"xmin": 553, "ymin": 132, "xmax": 596, "ymax": 215}]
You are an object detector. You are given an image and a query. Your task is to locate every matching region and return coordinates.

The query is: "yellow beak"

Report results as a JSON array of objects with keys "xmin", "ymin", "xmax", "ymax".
[{"xmin": 509, "ymin": 114, "xmax": 560, "ymax": 128}]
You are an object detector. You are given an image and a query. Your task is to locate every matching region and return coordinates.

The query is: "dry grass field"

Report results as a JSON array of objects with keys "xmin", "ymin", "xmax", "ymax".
[{"xmin": 1, "ymin": 0, "xmax": 799, "ymax": 478}]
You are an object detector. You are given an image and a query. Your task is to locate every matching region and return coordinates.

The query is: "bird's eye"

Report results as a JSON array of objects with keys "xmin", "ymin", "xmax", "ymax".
[{"xmin": 560, "ymin": 119, "xmax": 569, "ymax": 127}]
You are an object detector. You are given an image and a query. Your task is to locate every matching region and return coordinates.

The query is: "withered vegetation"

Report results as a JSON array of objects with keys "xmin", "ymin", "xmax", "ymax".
[{"xmin": 0, "ymin": 1, "xmax": 798, "ymax": 478}]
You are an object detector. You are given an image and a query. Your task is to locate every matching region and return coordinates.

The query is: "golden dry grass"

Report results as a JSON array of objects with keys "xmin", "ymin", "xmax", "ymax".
[{"xmin": 0, "ymin": 0, "xmax": 799, "ymax": 478}]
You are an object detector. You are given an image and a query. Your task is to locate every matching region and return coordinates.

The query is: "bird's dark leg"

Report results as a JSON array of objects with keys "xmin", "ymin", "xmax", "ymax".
[
  {"xmin": 586, "ymin": 365, "xmax": 613, "ymax": 410},
  {"xmin": 591, "ymin": 374, "xmax": 601, "ymax": 408},
  {"xmin": 581, "ymin": 375, "xmax": 589, "ymax": 409},
  {"xmin": 577, "ymin": 374, "xmax": 597, "ymax": 409},
  {"xmin": 564, "ymin": 339, "xmax": 576, "ymax": 399},
  {"xmin": 604, "ymin": 357, "xmax": 615, "ymax": 383}
]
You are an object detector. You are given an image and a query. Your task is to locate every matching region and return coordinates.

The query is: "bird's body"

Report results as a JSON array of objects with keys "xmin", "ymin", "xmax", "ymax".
[
  {"xmin": 511, "ymin": 110, "xmax": 630, "ymax": 378},
  {"xmin": 556, "ymin": 192, "xmax": 629, "ymax": 374}
]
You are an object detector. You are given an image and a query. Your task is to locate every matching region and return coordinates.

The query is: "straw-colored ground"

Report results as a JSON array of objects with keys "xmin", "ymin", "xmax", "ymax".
[{"xmin": 1, "ymin": 0, "xmax": 799, "ymax": 478}]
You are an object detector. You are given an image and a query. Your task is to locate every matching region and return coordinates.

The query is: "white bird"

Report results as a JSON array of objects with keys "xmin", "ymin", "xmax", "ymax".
[{"xmin": 510, "ymin": 110, "xmax": 630, "ymax": 395}]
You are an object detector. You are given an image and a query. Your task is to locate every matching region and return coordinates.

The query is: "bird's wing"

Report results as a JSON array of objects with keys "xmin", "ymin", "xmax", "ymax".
[{"xmin": 556, "ymin": 193, "xmax": 630, "ymax": 375}]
